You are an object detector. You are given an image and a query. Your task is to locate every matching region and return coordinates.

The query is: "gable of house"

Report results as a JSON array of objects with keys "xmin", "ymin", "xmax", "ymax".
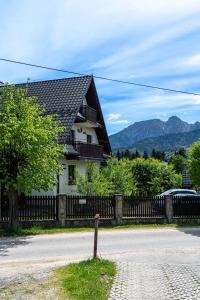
[{"xmin": 16, "ymin": 76, "xmax": 111, "ymax": 155}]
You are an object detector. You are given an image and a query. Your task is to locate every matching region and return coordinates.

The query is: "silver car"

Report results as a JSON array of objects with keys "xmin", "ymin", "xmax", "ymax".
[{"xmin": 159, "ymin": 189, "xmax": 198, "ymax": 197}]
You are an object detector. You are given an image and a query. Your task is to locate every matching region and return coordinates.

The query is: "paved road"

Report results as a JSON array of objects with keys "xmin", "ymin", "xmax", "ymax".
[{"xmin": 1, "ymin": 227, "xmax": 200, "ymax": 298}]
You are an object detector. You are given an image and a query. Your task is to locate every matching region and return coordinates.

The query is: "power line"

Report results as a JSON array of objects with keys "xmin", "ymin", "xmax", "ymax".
[{"xmin": 0, "ymin": 57, "xmax": 200, "ymax": 96}]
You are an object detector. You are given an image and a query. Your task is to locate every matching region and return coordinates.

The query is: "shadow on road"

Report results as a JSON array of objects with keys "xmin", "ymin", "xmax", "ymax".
[
  {"xmin": 177, "ymin": 227, "xmax": 200, "ymax": 238},
  {"xmin": 0, "ymin": 237, "xmax": 31, "ymax": 256}
]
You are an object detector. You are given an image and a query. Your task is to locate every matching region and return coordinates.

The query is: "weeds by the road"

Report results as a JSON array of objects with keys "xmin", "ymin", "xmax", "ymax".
[
  {"xmin": 0, "ymin": 223, "xmax": 200, "ymax": 237},
  {"xmin": 55, "ymin": 259, "xmax": 116, "ymax": 300},
  {"xmin": 0, "ymin": 259, "xmax": 116, "ymax": 300}
]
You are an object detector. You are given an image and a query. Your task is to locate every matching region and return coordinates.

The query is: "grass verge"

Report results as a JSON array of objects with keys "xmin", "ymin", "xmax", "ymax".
[
  {"xmin": 1, "ymin": 223, "xmax": 200, "ymax": 237},
  {"xmin": 55, "ymin": 259, "xmax": 116, "ymax": 300},
  {"xmin": 0, "ymin": 223, "xmax": 200, "ymax": 237}
]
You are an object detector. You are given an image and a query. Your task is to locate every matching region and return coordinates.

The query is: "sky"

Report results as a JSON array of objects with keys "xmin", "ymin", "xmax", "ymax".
[{"xmin": 1, "ymin": 0, "xmax": 200, "ymax": 135}]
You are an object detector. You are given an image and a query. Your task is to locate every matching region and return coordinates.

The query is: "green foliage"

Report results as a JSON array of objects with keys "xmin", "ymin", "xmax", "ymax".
[
  {"xmin": 0, "ymin": 84, "xmax": 64, "ymax": 193},
  {"xmin": 189, "ymin": 140, "xmax": 200, "ymax": 186},
  {"xmin": 76, "ymin": 163, "xmax": 111, "ymax": 196},
  {"xmin": 151, "ymin": 148, "xmax": 166, "ymax": 161},
  {"xmin": 55, "ymin": 259, "xmax": 116, "ymax": 300},
  {"xmin": 169, "ymin": 154, "xmax": 187, "ymax": 174},
  {"xmin": 77, "ymin": 158, "xmax": 137, "ymax": 196},
  {"xmin": 143, "ymin": 151, "xmax": 149, "ymax": 159},
  {"xmin": 175, "ymin": 147, "xmax": 187, "ymax": 158},
  {"xmin": 77, "ymin": 157, "xmax": 181, "ymax": 196},
  {"xmin": 102, "ymin": 157, "xmax": 137, "ymax": 195},
  {"xmin": 132, "ymin": 158, "xmax": 182, "ymax": 195}
]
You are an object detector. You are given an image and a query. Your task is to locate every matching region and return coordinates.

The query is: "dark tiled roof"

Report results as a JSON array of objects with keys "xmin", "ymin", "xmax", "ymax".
[{"xmin": 16, "ymin": 76, "xmax": 92, "ymax": 141}]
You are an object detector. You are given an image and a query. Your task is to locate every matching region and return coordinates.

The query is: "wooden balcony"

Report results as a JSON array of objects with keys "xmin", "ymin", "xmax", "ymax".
[
  {"xmin": 74, "ymin": 142, "xmax": 103, "ymax": 159},
  {"xmin": 80, "ymin": 105, "xmax": 97, "ymax": 123}
]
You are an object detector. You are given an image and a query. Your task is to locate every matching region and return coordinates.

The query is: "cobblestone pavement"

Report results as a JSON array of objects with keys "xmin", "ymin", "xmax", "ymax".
[{"xmin": 109, "ymin": 263, "xmax": 200, "ymax": 300}]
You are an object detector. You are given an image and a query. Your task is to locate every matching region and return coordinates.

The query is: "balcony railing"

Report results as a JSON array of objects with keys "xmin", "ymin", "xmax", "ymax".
[
  {"xmin": 74, "ymin": 142, "xmax": 103, "ymax": 159},
  {"xmin": 80, "ymin": 105, "xmax": 97, "ymax": 123}
]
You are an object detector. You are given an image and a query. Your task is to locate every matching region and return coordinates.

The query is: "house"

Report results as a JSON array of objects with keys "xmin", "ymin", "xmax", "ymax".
[
  {"xmin": 182, "ymin": 165, "xmax": 192, "ymax": 189},
  {"xmin": 17, "ymin": 76, "xmax": 111, "ymax": 195}
]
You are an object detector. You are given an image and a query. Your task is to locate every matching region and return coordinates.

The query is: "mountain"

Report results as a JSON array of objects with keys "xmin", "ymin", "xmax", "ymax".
[
  {"xmin": 130, "ymin": 129, "xmax": 200, "ymax": 153},
  {"xmin": 109, "ymin": 116, "xmax": 200, "ymax": 150}
]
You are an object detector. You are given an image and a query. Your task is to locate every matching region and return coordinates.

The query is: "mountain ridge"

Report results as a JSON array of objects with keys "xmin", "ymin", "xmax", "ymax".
[
  {"xmin": 130, "ymin": 129, "xmax": 200, "ymax": 153},
  {"xmin": 109, "ymin": 116, "xmax": 200, "ymax": 151}
]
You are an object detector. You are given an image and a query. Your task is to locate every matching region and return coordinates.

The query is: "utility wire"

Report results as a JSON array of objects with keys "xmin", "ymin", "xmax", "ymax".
[{"xmin": 0, "ymin": 58, "xmax": 200, "ymax": 96}]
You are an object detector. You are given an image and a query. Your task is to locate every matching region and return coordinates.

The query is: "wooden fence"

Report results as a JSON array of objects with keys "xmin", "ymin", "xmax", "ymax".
[
  {"xmin": 173, "ymin": 196, "xmax": 200, "ymax": 218},
  {"xmin": 1, "ymin": 195, "xmax": 57, "ymax": 221},
  {"xmin": 1, "ymin": 194, "xmax": 200, "ymax": 226},
  {"xmin": 65, "ymin": 195, "xmax": 115, "ymax": 219},
  {"xmin": 123, "ymin": 196, "xmax": 165, "ymax": 218}
]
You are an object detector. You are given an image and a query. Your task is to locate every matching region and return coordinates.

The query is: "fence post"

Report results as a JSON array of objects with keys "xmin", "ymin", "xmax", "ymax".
[
  {"xmin": 115, "ymin": 194, "xmax": 123, "ymax": 224},
  {"xmin": 58, "ymin": 194, "xmax": 66, "ymax": 227},
  {"xmin": 165, "ymin": 195, "xmax": 173, "ymax": 223},
  {"xmin": 0, "ymin": 183, "xmax": 1, "ymax": 221}
]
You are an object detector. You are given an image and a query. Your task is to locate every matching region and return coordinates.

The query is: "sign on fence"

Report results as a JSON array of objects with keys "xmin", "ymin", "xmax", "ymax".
[{"xmin": 79, "ymin": 199, "xmax": 87, "ymax": 205}]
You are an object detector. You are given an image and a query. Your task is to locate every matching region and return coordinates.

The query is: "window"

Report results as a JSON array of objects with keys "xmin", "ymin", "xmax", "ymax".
[
  {"xmin": 68, "ymin": 165, "xmax": 76, "ymax": 185},
  {"xmin": 87, "ymin": 134, "xmax": 92, "ymax": 144}
]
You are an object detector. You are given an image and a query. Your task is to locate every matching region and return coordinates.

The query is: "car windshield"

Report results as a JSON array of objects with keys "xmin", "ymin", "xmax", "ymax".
[{"xmin": 172, "ymin": 190, "xmax": 196, "ymax": 195}]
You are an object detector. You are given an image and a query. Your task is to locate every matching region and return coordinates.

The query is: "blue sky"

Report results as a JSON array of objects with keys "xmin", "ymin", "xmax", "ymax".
[{"xmin": 1, "ymin": 0, "xmax": 200, "ymax": 135}]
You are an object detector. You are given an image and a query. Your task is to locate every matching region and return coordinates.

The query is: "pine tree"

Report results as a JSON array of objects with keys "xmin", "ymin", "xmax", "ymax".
[
  {"xmin": 131, "ymin": 152, "xmax": 136, "ymax": 159},
  {"xmin": 124, "ymin": 149, "xmax": 131, "ymax": 159},
  {"xmin": 143, "ymin": 151, "xmax": 149, "ymax": 160},
  {"xmin": 135, "ymin": 150, "xmax": 141, "ymax": 158},
  {"xmin": 151, "ymin": 148, "xmax": 156, "ymax": 158},
  {"xmin": 116, "ymin": 150, "xmax": 121, "ymax": 159}
]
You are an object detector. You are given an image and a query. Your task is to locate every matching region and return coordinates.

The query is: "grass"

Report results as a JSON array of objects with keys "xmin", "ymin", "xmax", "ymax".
[
  {"xmin": 55, "ymin": 259, "xmax": 116, "ymax": 300},
  {"xmin": 1, "ymin": 223, "xmax": 200, "ymax": 237}
]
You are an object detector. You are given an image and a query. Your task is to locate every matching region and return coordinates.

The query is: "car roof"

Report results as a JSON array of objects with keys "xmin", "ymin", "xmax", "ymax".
[{"xmin": 161, "ymin": 189, "xmax": 197, "ymax": 195}]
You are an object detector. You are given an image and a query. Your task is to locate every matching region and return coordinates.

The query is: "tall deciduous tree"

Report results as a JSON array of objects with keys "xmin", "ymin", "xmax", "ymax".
[
  {"xmin": 132, "ymin": 158, "xmax": 181, "ymax": 195},
  {"xmin": 0, "ymin": 84, "xmax": 64, "ymax": 228},
  {"xmin": 189, "ymin": 141, "xmax": 200, "ymax": 186},
  {"xmin": 77, "ymin": 158, "xmax": 137, "ymax": 196}
]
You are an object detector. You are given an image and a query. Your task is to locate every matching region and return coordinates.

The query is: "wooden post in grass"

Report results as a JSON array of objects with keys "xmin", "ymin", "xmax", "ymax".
[{"xmin": 93, "ymin": 214, "xmax": 100, "ymax": 259}]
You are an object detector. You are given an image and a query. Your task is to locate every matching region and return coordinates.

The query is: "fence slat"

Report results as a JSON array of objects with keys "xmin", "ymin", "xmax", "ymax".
[{"xmin": 122, "ymin": 195, "xmax": 166, "ymax": 218}]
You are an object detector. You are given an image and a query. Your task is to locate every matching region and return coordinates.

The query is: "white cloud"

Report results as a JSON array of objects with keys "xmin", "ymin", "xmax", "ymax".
[
  {"xmin": 1, "ymin": 0, "xmax": 200, "ymax": 133},
  {"xmin": 107, "ymin": 113, "xmax": 121, "ymax": 121},
  {"xmin": 110, "ymin": 119, "xmax": 131, "ymax": 124},
  {"xmin": 184, "ymin": 54, "xmax": 200, "ymax": 68},
  {"xmin": 106, "ymin": 113, "xmax": 130, "ymax": 124}
]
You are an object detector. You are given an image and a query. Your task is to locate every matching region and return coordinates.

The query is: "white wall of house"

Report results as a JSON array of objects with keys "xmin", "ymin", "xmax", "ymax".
[
  {"xmin": 31, "ymin": 99, "xmax": 101, "ymax": 196},
  {"xmin": 72, "ymin": 124, "xmax": 98, "ymax": 144},
  {"xmin": 31, "ymin": 158, "xmax": 100, "ymax": 196}
]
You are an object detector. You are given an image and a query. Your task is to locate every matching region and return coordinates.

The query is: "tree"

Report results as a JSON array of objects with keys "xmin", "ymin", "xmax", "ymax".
[
  {"xmin": 135, "ymin": 150, "xmax": 141, "ymax": 158},
  {"xmin": 176, "ymin": 147, "xmax": 187, "ymax": 158},
  {"xmin": 102, "ymin": 158, "xmax": 137, "ymax": 195},
  {"xmin": 132, "ymin": 158, "xmax": 181, "ymax": 195},
  {"xmin": 77, "ymin": 158, "xmax": 137, "ymax": 196},
  {"xmin": 189, "ymin": 140, "xmax": 200, "ymax": 186},
  {"xmin": 0, "ymin": 84, "xmax": 64, "ymax": 228},
  {"xmin": 131, "ymin": 152, "xmax": 136, "ymax": 159},
  {"xmin": 170, "ymin": 154, "xmax": 187, "ymax": 174},
  {"xmin": 151, "ymin": 148, "xmax": 156, "ymax": 159},
  {"xmin": 143, "ymin": 151, "xmax": 148, "ymax": 160},
  {"xmin": 76, "ymin": 162, "xmax": 112, "ymax": 195},
  {"xmin": 124, "ymin": 149, "xmax": 131, "ymax": 159},
  {"xmin": 116, "ymin": 150, "xmax": 121, "ymax": 159},
  {"xmin": 151, "ymin": 149, "xmax": 166, "ymax": 161}
]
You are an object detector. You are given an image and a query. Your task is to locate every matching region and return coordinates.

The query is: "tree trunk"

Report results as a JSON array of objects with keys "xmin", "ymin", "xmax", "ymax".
[{"xmin": 8, "ymin": 187, "xmax": 19, "ymax": 229}]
